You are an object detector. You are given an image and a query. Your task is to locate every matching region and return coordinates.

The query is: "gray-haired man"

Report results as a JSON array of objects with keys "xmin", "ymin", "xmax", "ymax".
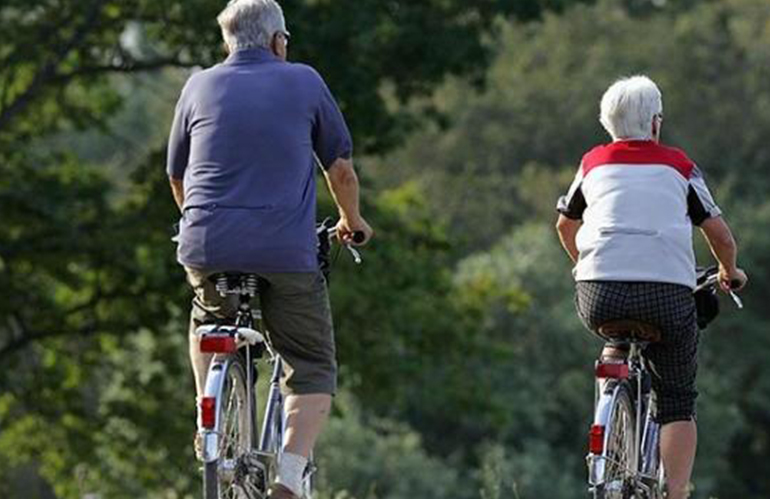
[{"xmin": 166, "ymin": 1, "xmax": 373, "ymax": 497}]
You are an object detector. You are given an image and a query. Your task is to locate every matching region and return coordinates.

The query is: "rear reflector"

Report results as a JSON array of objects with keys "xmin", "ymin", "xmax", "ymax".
[
  {"xmin": 595, "ymin": 362, "xmax": 629, "ymax": 379},
  {"xmin": 589, "ymin": 424, "xmax": 605, "ymax": 454},
  {"xmin": 200, "ymin": 335, "xmax": 237, "ymax": 353},
  {"xmin": 200, "ymin": 397, "xmax": 216, "ymax": 429}
]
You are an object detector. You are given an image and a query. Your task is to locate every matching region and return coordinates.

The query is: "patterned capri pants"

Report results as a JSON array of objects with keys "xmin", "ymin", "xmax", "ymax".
[{"xmin": 575, "ymin": 281, "xmax": 699, "ymax": 424}]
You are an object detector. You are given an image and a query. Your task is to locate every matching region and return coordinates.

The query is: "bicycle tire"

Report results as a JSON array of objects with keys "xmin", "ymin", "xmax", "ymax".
[
  {"xmin": 204, "ymin": 461, "xmax": 218, "ymax": 499},
  {"xmin": 593, "ymin": 382, "xmax": 636, "ymax": 499},
  {"xmin": 202, "ymin": 354, "xmax": 255, "ymax": 499}
]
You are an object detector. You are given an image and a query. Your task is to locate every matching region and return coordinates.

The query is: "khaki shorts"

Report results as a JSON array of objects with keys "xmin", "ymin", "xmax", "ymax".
[{"xmin": 186, "ymin": 268, "xmax": 337, "ymax": 395}]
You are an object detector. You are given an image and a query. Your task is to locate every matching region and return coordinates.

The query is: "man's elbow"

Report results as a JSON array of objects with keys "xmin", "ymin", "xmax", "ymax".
[{"xmin": 327, "ymin": 158, "xmax": 357, "ymax": 185}]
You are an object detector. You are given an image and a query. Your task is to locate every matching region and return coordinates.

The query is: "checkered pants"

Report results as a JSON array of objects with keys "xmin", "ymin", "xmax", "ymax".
[{"xmin": 575, "ymin": 281, "xmax": 699, "ymax": 424}]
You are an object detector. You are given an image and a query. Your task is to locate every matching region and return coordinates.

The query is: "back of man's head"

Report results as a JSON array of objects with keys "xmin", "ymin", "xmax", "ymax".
[
  {"xmin": 218, "ymin": 0, "xmax": 286, "ymax": 52},
  {"xmin": 599, "ymin": 75, "xmax": 662, "ymax": 141}
]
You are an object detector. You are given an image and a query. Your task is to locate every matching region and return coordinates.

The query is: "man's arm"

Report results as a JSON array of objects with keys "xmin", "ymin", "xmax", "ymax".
[
  {"xmin": 322, "ymin": 158, "xmax": 373, "ymax": 244},
  {"xmin": 556, "ymin": 214, "xmax": 581, "ymax": 263},
  {"xmin": 699, "ymin": 216, "xmax": 747, "ymax": 290},
  {"xmin": 169, "ymin": 177, "xmax": 185, "ymax": 212}
]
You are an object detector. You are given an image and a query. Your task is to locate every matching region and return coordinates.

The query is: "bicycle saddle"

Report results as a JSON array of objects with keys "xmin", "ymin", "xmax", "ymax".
[{"xmin": 597, "ymin": 320, "xmax": 661, "ymax": 343}]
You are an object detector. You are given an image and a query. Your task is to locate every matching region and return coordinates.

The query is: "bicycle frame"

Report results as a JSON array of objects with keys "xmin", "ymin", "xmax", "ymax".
[{"xmin": 259, "ymin": 354, "xmax": 285, "ymax": 455}]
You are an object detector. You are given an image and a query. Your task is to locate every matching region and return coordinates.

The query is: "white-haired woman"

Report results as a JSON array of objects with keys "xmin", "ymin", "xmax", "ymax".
[{"xmin": 555, "ymin": 75, "xmax": 747, "ymax": 499}]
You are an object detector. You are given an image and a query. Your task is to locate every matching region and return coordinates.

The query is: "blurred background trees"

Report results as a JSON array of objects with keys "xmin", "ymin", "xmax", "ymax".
[{"xmin": 1, "ymin": 0, "xmax": 769, "ymax": 498}]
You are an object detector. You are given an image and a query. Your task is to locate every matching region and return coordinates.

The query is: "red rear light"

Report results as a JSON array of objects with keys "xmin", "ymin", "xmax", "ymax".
[
  {"xmin": 595, "ymin": 362, "xmax": 629, "ymax": 379},
  {"xmin": 200, "ymin": 397, "xmax": 216, "ymax": 429},
  {"xmin": 200, "ymin": 335, "xmax": 237, "ymax": 353},
  {"xmin": 589, "ymin": 424, "xmax": 605, "ymax": 454}
]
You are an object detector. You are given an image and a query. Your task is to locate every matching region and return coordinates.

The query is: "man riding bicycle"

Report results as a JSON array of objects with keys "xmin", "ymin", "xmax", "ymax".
[
  {"xmin": 166, "ymin": 1, "xmax": 373, "ymax": 497},
  {"xmin": 555, "ymin": 75, "xmax": 747, "ymax": 499}
]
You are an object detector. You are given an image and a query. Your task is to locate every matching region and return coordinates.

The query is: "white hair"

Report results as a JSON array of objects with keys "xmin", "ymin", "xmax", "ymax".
[
  {"xmin": 599, "ymin": 75, "xmax": 663, "ymax": 140},
  {"xmin": 217, "ymin": 0, "xmax": 287, "ymax": 52}
]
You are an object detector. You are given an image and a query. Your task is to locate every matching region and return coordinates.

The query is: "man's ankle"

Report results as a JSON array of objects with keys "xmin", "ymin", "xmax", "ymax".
[{"xmin": 276, "ymin": 451, "xmax": 308, "ymax": 496}]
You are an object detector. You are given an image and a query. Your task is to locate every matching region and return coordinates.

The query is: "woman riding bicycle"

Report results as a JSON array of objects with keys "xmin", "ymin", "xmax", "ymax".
[{"xmin": 555, "ymin": 75, "xmax": 747, "ymax": 499}]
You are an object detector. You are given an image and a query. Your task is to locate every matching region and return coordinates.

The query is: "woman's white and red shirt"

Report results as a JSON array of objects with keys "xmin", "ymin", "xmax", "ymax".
[{"xmin": 557, "ymin": 140, "xmax": 721, "ymax": 289}]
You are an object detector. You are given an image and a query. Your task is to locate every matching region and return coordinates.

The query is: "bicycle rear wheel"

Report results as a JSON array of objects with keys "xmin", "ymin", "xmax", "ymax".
[
  {"xmin": 203, "ymin": 354, "xmax": 255, "ymax": 499},
  {"xmin": 594, "ymin": 383, "xmax": 636, "ymax": 499}
]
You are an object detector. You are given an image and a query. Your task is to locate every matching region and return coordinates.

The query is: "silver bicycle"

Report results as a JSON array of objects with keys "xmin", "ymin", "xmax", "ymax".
[
  {"xmin": 195, "ymin": 221, "xmax": 362, "ymax": 499},
  {"xmin": 586, "ymin": 267, "xmax": 742, "ymax": 498}
]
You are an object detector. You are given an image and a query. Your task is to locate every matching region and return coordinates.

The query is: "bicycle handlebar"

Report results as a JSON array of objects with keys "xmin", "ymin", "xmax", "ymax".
[
  {"xmin": 696, "ymin": 269, "xmax": 743, "ymax": 309},
  {"xmin": 317, "ymin": 219, "xmax": 364, "ymax": 265},
  {"xmin": 352, "ymin": 231, "xmax": 366, "ymax": 244}
]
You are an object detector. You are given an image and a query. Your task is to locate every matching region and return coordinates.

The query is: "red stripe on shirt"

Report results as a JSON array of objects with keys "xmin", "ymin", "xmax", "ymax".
[{"xmin": 581, "ymin": 140, "xmax": 695, "ymax": 179}]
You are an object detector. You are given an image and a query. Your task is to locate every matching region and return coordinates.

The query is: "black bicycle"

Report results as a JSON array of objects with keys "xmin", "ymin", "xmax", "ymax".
[
  {"xmin": 585, "ymin": 267, "xmax": 743, "ymax": 498},
  {"xmin": 195, "ymin": 220, "xmax": 362, "ymax": 499}
]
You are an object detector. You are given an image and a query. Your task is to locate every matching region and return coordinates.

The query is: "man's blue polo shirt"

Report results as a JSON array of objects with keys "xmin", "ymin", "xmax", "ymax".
[{"xmin": 167, "ymin": 48, "xmax": 352, "ymax": 273}]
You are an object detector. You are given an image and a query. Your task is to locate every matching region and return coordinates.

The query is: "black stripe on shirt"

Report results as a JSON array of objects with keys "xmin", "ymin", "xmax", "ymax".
[
  {"xmin": 687, "ymin": 185, "xmax": 710, "ymax": 226},
  {"xmin": 556, "ymin": 185, "xmax": 587, "ymax": 220}
]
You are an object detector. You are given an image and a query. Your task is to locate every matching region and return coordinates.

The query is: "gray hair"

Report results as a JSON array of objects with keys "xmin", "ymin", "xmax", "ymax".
[
  {"xmin": 599, "ymin": 75, "xmax": 663, "ymax": 140},
  {"xmin": 217, "ymin": 0, "xmax": 287, "ymax": 52}
]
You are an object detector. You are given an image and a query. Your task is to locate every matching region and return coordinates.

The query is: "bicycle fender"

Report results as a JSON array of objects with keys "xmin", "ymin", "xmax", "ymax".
[{"xmin": 199, "ymin": 358, "xmax": 230, "ymax": 463}]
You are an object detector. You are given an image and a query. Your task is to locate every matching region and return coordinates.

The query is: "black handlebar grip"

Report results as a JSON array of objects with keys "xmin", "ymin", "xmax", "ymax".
[
  {"xmin": 730, "ymin": 279, "xmax": 742, "ymax": 289},
  {"xmin": 352, "ymin": 231, "xmax": 366, "ymax": 244}
]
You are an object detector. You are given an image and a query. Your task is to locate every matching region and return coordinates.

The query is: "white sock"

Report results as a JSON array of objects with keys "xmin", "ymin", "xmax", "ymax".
[{"xmin": 276, "ymin": 451, "xmax": 307, "ymax": 497}]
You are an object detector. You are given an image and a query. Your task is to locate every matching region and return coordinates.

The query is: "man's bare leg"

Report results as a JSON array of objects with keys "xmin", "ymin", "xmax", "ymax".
[
  {"xmin": 283, "ymin": 394, "xmax": 332, "ymax": 457},
  {"xmin": 660, "ymin": 420, "xmax": 697, "ymax": 499},
  {"xmin": 274, "ymin": 394, "xmax": 332, "ymax": 496}
]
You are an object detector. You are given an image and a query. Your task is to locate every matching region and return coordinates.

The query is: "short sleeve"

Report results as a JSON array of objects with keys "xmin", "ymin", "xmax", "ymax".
[
  {"xmin": 687, "ymin": 166, "xmax": 722, "ymax": 226},
  {"xmin": 166, "ymin": 84, "xmax": 191, "ymax": 180},
  {"xmin": 312, "ymin": 77, "xmax": 353, "ymax": 170},
  {"xmin": 556, "ymin": 166, "xmax": 587, "ymax": 220}
]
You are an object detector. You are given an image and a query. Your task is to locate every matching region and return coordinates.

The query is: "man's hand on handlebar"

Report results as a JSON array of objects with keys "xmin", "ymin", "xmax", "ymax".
[
  {"xmin": 335, "ymin": 216, "xmax": 373, "ymax": 246},
  {"xmin": 719, "ymin": 265, "xmax": 748, "ymax": 292}
]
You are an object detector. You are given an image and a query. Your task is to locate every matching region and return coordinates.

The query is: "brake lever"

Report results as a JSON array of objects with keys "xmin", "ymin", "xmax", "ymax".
[
  {"xmin": 345, "ymin": 244, "xmax": 362, "ymax": 265},
  {"xmin": 728, "ymin": 290, "xmax": 744, "ymax": 309}
]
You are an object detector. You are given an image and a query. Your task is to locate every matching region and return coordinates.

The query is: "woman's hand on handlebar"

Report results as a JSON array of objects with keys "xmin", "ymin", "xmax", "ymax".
[
  {"xmin": 719, "ymin": 265, "xmax": 747, "ymax": 292},
  {"xmin": 335, "ymin": 216, "xmax": 373, "ymax": 246}
]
